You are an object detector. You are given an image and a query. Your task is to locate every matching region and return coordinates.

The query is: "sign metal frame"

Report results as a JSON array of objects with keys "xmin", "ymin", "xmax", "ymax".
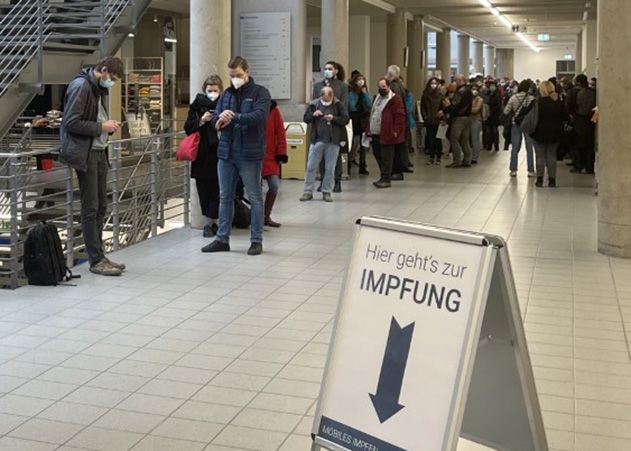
[{"xmin": 311, "ymin": 216, "xmax": 548, "ymax": 451}]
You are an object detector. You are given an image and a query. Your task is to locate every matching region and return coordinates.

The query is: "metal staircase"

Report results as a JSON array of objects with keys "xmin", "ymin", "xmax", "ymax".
[{"xmin": 0, "ymin": 0, "xmax": 152, "ymax": 139}]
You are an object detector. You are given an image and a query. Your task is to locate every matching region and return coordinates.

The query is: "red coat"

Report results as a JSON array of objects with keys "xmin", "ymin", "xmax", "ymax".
[
  {"xmin": 379, "ymin": 94, "xmax": 407, "ymax": 145},
  {"xmin": 263, "ymin": 105, "xmax": 287, "ymax": 177}
]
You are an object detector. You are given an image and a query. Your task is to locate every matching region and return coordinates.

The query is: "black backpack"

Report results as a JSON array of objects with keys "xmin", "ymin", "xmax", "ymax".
[
  {"xmin": 232, "ymin": 196, "xmax": 251, "ymax": 229},
  {"xmin": 23, "ymin": 222, "xmax": 78, "ymax": 286}
]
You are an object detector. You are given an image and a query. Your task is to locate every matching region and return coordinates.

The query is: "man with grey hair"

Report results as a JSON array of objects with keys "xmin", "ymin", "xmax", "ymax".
[
  {"xmin": 301, "ymin": 86, "xmax": 349, "ymax": 202},
  {"xmin": 385, "ymin": 65, "xmax": 411, "ymax": 179},
  {"xmin": 443, "ymin": 74, "xmax": 473, "ymax": 168}
]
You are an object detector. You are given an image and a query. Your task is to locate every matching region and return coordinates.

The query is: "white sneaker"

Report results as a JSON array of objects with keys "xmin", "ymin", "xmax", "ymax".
[
  {"xmin": 510, "ymin": 171, "xmax": 517, "ymax": 177},
  {"xmin": 527, "ymin": 171, "xmax": 536, "ymax": 178}
]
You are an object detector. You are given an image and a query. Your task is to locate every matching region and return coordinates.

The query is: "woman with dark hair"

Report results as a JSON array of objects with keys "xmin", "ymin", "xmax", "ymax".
[
  {"xmin": 185, "ymin": 75, "xmax": 223, "ymax": 237},
  {"xmin": 348, "ymin": 72, "xmax": 372, "ymax": 174},
  {"xmin": 504, "ymin": 79, "xmax": 536, "ymax": 177},
  {"xmin": 483, "ymin": 79, "xmax": 502, "ymax": 151},
  {"xmin": 420, "ymin": 77, "xmax": 444, "ymax": 165}
]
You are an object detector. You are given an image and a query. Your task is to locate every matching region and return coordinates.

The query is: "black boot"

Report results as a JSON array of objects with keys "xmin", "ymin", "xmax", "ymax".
[
  {"xmin": 333, "ymin": 181, "xmax": 342, "ymax": 193},
  {"xmin": 264, "ymin": 191, "xmax": 281, "ymax": 228},
  {"xmin": 548, "ymin": 178, "xmax": 556, "ymax": 188},
  {"xmin": 535, "ymin": 176, "xmax": 544, "ymax": 188}
]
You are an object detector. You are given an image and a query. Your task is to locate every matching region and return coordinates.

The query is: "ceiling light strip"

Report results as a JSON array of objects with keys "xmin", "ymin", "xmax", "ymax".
[{"xmin": 477, "ymin": 0, "xmax": 540, "ymax": 52}]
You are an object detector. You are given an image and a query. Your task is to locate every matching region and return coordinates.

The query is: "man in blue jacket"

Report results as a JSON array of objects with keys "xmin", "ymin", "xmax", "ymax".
[{"xmin": 202, "ymin": 56, "xmax": 271, "ymax": 255}]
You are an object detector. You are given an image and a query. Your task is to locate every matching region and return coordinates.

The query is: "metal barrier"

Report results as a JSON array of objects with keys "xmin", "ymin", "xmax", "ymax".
[{"xmin": 0, "ymin": 131, "xmax": 189, "ymax": 289}]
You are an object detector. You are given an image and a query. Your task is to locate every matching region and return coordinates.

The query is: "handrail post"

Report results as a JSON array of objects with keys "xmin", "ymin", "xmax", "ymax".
[
  {"xmin": 149, "ymin": 138, "xmax": 158, "ymax": 237},
  {"xmin": 183, "ymin": 161, "xmax": 190, "ymax": 227},
  {"xmin": 37, "ymin": 0, "xmax": 44, "ymax": 94},
  {"xmin": 111, "ymin": 144, "xmax": 120, "ymax": 250},
  {"xmin": 99, "ymin": 0, "xmax": 106, "ymax": 58},
  {"xmin": 65, "ymin": 165, "xmax": 75, "ymax": 269},
  {"xmin": 9, "ymin": 156, "xmax": 19, "ymax": 289}
]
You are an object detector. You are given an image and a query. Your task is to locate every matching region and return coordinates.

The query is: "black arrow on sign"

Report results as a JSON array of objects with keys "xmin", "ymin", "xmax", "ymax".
[{"xmin": 369, "ymin": 317, "xmax": 415, "ymax": 423}]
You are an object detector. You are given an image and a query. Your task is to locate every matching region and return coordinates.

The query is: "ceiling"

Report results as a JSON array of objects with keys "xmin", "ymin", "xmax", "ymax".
[
  {"xmin": 397, "ymin": 0, "xmax": 595, "ymax": 49},
  {"xmin": 150, "ymin": 0, "xmax": 596, "ymax": 50}
]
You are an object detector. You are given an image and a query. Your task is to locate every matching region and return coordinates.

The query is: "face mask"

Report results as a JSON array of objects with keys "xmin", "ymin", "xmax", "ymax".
[
  {"xmin": 324, "ymin": 69, "xmax": 334, "ymax": 80},
  {"xmin": 472, "ymin": 90, "xmax": 479, "ymax": 96},
  {"xmin": 430, "ymin": 84, "xmax": 438, "ymax": 90},
  {"xmin": 99, "ymin": 77, "xmax": 114, "ymax": 89},
  {"xmin": 378, "ymin": 88, "xmax": 389, "ymax": 97},
  {"xmin": 232, "ymin": 77, "xmax": 246, "ymax": 89},
  {"xmin": 490, "ymin": 85, "xmax": 497, "ymax": 92},
  {"xmin": 357, "ymin": 79, "xmax": 365, "ymax": 87},
  {"xmin": 206, "ymin": 92, "xmax": 219, "ymax": 101}
]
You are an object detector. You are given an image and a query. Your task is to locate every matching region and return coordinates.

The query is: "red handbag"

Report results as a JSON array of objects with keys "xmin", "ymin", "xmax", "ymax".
[{"xmin": 176, "ymin": 132, "xmax": 201, "ymax": 161}]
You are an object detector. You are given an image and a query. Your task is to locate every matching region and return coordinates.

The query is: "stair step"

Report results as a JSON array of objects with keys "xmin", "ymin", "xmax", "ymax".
[{"xmin": 43, "ymin": 42, "xmax": 97, "ymax": 52}]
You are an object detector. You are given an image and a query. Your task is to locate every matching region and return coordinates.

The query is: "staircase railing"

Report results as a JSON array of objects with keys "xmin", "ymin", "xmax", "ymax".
[
  {"xmin": 0, "ymin": 0, "xmax": 134, "ymax": 99},
  {"xmin": 0, "ymin": 0, "xmax": 47, "ymax": 97},
  {"xmin": 0, "ymin": 130, "xmax": 190, "ymax": 289}
]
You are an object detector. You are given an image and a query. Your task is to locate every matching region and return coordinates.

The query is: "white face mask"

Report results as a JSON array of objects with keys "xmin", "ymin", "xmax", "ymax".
[
  {"xmin": 232, "ymin": 77, "xmax": 246, "ymax": 89},
  {"xmin": 320, "ymin": 99, "xmax": 332, "ymax": 106},
  {"xmin": 357, "ymin": 79, "xmax": 365, "ymax": 88},
  {"xmin": 206, "ymin": 91, "xmax": 219, "ymax": 101},
  {"xmin": 472, "ymin": 90, "xmax": 479, "ymax": 96},
  {"xmin": 430, "ymin": 84, "xmax": 438, "ymax": 90}
]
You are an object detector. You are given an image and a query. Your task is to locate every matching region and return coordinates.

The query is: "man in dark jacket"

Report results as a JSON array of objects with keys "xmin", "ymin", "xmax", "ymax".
[
  {"xmin": 202, "ymin": 56, "xmax": 271, "ymax": 256},
  {"xmin": 567, "ymin": 74, "xmax": 596, "ymax": 174},
  {"xmin": 59, "ymin": 57, "xmax": 124, "ymax": 276},
  {"xmin": 386, "ymin": 65, "xmax": 411, "ymax": 178},
  {"xmin": 444, "ymin": 74, "xmax": 473, "ymax": 168},
  {"xmin": 300, "ymin": 87, "xmax": 349, "ymax": 202}
]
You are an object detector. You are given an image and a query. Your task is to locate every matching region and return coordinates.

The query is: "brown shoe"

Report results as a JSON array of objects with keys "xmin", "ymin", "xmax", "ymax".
[
  {"xmin": 105, "ymin": 257, "xmax": 126, "ymax": 271},
  {"xmin": 90, "ymin": 259, "xmax": 122, "ymax": 276}
]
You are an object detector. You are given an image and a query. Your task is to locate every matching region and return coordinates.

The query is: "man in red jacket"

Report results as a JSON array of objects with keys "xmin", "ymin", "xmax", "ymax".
[
  {"xmin": 368, "ymin": 78, "xmax": 407, "ymax": 188},
  {"xmin": 262, "ymin": 100, "xmax": 287, "ymax": 227}
]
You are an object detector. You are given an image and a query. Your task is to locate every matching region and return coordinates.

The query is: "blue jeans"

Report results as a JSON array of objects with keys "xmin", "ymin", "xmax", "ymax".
[
  {"xmin": 304, "ymin": 142, "xmax": 340, "ymax": 193},
  {"xmin": 510, "ymin": 124, "xmax": 535, "ymax": 172},
  {"xmin": 216, "ymin": 158, "xmax": 264, "ymax": 244},
  {"xmin": 265, "ymin": 175, "xmax": 280, "ymax": 196}
]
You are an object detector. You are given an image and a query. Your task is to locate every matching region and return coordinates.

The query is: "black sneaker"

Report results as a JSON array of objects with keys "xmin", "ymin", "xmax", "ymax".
[
  {"xmin": 471, "ymin": 160, "xmax": 478, "ymax": 165},
  {"xmin": 374, "ymin": 180, "xmax": 391, "ymax": 189},
  {"xmin": 359, "ymin": 168, "xmax": 369, "ymax": 175},
  {"xmin": 203, "ymin": 224, "xmax": 215, "ymax": 238},
  {"xmin": 391, "ymin": 173, "xmax": 404, "ymax": 181},
  {"xmin": 333, "ymin": 181, "xmax": 342, "ymax": 193},
  {"xmin": 248, "ymin": 242, "xmax": 263, "ymax": 256},
  {"xmin": 201, "ymin": 240, "xmax": 230, "ymax": 253}
]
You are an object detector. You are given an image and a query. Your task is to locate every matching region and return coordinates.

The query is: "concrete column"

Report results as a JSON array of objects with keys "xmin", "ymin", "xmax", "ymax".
[
  {"xmin": 190, "ymin": 0, "xmax": 231, "ymax": 229},
  {"xmin": 472, "ymin": 40, "xmax": 484, "ymax": 75},
  {"xmin": 349, "ymin": 15, "xmax": 371, "ymax": 85},
  {"xmin": 575, "ymin": 31, "xmax": 583, "ymax": 74},
  {"xmin": 496, "ymin": 48, "xmax": 514, "ymax": 79},
  {"xmin": 321, "ymin": 0, "xmax": 349, "ymax": 78},
  {"xmin": 407, "ymin": 15, "xmax": 425, "ymax": 101},
  {"xmin": 597, "ymin": 0, "xmax": 631, "ymax": 257},
  {"xmin": 387, "ymin": 8, "xmax": 408, "ymax": 80},
  {"xmin": 436, "ymin": 28, "xmax": 451, "ymax": 80},
  {"xmin": 584, "ymin": 19, "xmax": 597, "ymax": 76},
  {"xmin": 484, "ymin": 45, "xmax": 496, "ymax": 77},
  {"xmin": 457, "ymin": 34, "xmax": 470, "ymax": 77},
  {"xmin": 232, "ymin": 0, "xmax": 307, "ymax": 120}
]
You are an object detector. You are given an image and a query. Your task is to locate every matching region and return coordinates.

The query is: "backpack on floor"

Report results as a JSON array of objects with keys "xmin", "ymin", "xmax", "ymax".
[
  {"xmin": 232, "ymin": 196, "xmax": 251, "ymax": 229},
  {"xmin": 23, "ymin": 222, "xmax": 78, "ymax": 286}
]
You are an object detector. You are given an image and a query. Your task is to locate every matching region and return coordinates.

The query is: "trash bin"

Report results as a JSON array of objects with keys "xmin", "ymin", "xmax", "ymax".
[{"xmin": 282, "ymin": 122, "xmax": 309, "ymax": 180}]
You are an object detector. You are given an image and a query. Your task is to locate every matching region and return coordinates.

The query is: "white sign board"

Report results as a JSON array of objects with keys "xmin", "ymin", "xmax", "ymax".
[
  {"xmin": 312, "ymin": 217, "xmax": 547, "ymax": 451},
  {"xmin": 239, "ymin": 12, "xmax": 291, "ymax": 100}
]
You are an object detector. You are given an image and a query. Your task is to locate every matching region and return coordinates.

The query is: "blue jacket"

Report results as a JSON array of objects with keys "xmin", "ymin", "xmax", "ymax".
[
  {"xmin": 212, "ymin": 78, "xmax": 271, "ymax": 161},
  {"xmin": 405, "ymin": 90, "xmax": 416, "ymax": 129}
]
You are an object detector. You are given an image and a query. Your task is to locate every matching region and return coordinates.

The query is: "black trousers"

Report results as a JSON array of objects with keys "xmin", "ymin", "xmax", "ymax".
[
  {"xmin": 425, "ymin": 124, "xmax": 442, "ymax": 160},
  {"xmin": 483, "ymin": 122, "xmax": 500, "ymax": 150},
  {"xmin": 574, "ymin": 116, "xmax": 595, "ymax": 172},
  {"xmin": 195, "ymin": 176, "xmax": 220, "ymax": 219},
  {"xmin": 372, "ymin": 137, "xmax": 395, "ymax": 182},
  {"xmin": 76, "ymin": 149, "xmax": 108, "ymax": 266}
]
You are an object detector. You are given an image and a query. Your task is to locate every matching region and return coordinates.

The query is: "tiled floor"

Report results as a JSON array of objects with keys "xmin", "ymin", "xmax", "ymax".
[{"xmin": 1, "ymin": 147, "xmax": 630, "ymax": 451}]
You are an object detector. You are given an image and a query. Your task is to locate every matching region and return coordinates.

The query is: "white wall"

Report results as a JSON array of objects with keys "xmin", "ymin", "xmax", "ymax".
[{"xmin": 514, "ymin": 46, "xmax": 575, "ymax": 81}]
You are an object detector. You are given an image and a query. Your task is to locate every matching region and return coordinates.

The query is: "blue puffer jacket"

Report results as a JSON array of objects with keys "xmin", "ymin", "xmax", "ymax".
[{"xmin": 212, "ymin": 77, "xmax": 271, "ymax": 161}]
